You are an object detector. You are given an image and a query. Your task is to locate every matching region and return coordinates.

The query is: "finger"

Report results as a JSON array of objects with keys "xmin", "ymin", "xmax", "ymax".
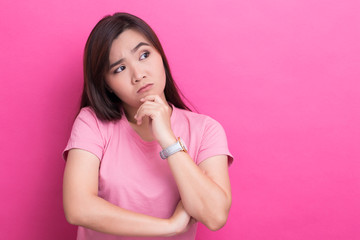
[
  {"xmin": 134, "ymin": 105, "xmax": 160, "ymax": 125},
  {"xmin": 140, "ymin": 95, "xmax": 164, "ymax": 104},
  {"xmin": 134, "ymin": 101, "xmax": 159, "ymax": 119}
]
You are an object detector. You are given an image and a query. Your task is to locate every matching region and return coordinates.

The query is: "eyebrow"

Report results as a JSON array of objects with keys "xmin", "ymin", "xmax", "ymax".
[{"xmin": 109, "ymin": 42, "xmax": 150, "ymax": 69}]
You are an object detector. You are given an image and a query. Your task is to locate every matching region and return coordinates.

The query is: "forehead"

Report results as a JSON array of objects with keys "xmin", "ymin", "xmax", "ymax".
[{"xmin": 109, "ymin": 29, "xmax": 151, "ymax": 56}]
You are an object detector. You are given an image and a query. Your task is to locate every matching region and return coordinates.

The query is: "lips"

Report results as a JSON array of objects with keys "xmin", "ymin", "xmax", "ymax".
[{"xmin": 137, "ymin": 83, "xmax": 153, "ymax": 93}]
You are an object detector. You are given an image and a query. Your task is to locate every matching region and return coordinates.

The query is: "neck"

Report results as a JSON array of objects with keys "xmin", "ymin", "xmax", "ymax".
[
  {"xmin": 123, "ymin": 105, "xmax": 154, "ymax": 131},
  {"xmin": 123, "ymin": 104, "xmax": 140, "ymax": 125},
  {"xmin": 124, "ymin": 109, "xmax": 154, "ymax": 142}
]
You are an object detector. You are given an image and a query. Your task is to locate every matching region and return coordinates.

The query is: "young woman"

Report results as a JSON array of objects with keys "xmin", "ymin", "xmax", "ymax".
[{"xmin": 63, "ymin": 12, "xmax": 233, "ymax": 240}]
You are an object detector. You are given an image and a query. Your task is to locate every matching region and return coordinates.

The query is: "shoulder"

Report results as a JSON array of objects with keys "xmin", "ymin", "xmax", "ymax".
[
  {"xmin": 77, "ymin": 106, "xmax": 98, "ymax": 120},
  {"xmin": 64, "ymin": 107, "xmax": 110, "ymax": 161},
  {"xmin": 174, "ymin": 107, "xmax": 222, "ymax": 129},
  {"xmin": 172, "ymin": 107, "xmax": 227, "ymax": 142},
  {"xmin": 173, "ymin": 107, "xmax": 232, "ymax": 165},
  {"xmin": 76, "ymin": 107, "xmax": 116, "ymax": 128},
  {"xmin": 73, "ymin": 107, "xmax": 118, "ymax": 139}
]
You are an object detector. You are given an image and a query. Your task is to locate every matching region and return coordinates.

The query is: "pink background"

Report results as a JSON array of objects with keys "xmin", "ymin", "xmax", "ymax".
[{"xmin": 1, "ymin": 0, "xmax": 359, "ymax": 239}]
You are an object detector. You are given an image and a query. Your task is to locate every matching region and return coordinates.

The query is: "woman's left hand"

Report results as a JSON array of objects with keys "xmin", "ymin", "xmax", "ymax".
[{"xmin": 134, "ymin": 95, "xmax": 177, "ymax": 148}]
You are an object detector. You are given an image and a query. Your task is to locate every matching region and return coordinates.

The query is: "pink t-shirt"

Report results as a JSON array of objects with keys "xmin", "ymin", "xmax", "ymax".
[{"xmin": 63, "ymin": 105, "xmax": 233, "ymax": 240}]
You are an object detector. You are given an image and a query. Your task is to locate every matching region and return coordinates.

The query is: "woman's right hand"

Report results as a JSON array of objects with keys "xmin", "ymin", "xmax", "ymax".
[{"xmin": 168, "ymin": 200, "xmax": 194, "ymax": 236}]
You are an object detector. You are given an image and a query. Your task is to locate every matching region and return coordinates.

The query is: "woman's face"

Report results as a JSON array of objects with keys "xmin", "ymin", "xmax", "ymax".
[{"xmin": 106, "ymin": 29, "xmax": 166, "ymax": 112}]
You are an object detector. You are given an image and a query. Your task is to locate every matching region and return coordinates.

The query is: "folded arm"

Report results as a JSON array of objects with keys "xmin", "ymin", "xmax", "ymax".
[
  {"xmin": 133, "ymin": 95, "xmax": 232, "ymax": 230},
  {"xmin": 166, "ymin": 151, "xmax": 232, "ymax": 231},
  {"xmin": 63, "ymin": 148, "xmax": 192, "ymax": 237}
]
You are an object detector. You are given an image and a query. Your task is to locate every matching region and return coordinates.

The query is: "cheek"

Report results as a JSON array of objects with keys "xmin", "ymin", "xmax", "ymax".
[
  {"xmin": 114, "ymin": 83, "xmax": 131, "ymax": 96},
  {"xmin": 157, "ymin": 66, "xmax": 166, "ymax": 87},
  {"xmin": 153, "ymin": 55, "xmax": 165, "ymax": 76},
  {"xmin": 156, "ymin": 60, "xmax": 166, "ymax": 79},
  {"xmin": 107, "ymin": 78, "xmax": 129, "ymax": 97},
  {"xmin": 162, "ymin": 70, "xmax": 166, "ymax": 84}
]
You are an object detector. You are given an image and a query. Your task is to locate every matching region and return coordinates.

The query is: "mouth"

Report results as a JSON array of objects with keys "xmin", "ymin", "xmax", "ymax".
[{"xmin": 137, "ymin": 83, "xmax": 154, "ymax": 93}]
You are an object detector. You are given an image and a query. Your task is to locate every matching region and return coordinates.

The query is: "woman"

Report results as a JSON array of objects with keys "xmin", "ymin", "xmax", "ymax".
[{"xmin": 63, "ymin": 12, "xmax": 233, "ymax": 240}]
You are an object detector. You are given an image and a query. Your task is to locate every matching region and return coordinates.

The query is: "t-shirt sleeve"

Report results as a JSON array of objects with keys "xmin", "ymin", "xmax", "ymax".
[
  {"xmin": 196, "ymin": 117, "xmax": 234, "ymax": 166},
  {"xmin": 62, "ymin": 108, "xmax": 105, "ymax": 161}
]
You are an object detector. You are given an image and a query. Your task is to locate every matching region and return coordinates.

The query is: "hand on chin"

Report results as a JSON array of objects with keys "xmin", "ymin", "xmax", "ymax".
[{"xmin": 134, "ymin": 95, "xmax": 176, "ymax": 147}]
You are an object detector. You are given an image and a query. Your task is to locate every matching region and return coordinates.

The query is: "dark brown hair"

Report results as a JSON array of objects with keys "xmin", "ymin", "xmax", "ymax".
[{"xmin": 81, "ymin": 12, "xmax": 191, "ymax": 121}]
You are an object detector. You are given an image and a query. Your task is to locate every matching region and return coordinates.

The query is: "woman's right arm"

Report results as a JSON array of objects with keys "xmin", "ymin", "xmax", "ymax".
[{"xmin": 63, "ymin": 148, "xmax": 191, "ymax": 237}]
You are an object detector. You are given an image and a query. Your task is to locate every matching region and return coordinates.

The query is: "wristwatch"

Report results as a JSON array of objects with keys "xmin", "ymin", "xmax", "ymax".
[{"xmin": 160, "ymin": 137, "xmax": 188, "ymax": 159}]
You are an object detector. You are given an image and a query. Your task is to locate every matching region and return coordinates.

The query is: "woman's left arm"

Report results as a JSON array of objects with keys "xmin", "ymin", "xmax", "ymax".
[
  {"xmin": 134, "ymin": 95, "xmax": 231, "ymax": 230},
  {"xmin": 166, "ymin": 152, "xmax": 231, "ymax": 231}
]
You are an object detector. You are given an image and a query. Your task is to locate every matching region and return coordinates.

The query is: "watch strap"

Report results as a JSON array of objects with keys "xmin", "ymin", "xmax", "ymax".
[{"xmin": 160, "ymin": 137, "xmax": 187, "ymax": 159}]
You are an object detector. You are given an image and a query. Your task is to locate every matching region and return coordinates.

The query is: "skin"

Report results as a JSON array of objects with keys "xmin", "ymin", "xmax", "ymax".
[{"xmin": 63, "ymin": 29, "xmax": 232, "ymax": 237}]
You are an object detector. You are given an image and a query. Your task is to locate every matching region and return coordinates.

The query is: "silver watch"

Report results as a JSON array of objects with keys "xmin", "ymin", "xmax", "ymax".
[{"xmin": 160, "ymin": 137, "xmax": 188, "ymax": 159}]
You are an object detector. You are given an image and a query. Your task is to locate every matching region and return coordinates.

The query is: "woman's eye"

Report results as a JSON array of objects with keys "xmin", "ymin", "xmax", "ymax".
[
  {"xmin": 114, "ymin": 66, "xmax": 126, "ymax": 73},
  {"xmin": 140, "ymin": 51, "xmax": 150, "ymax": 60}
]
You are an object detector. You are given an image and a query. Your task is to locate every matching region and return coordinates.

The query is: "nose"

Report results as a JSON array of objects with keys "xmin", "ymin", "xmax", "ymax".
[{"xmin": 131, "ymin": 64, "xmax": 146, "ymax": 84}]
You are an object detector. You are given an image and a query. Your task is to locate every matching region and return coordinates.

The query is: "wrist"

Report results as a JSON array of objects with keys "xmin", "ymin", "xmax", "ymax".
[
  {"xmin": 159, "ymin": 136, "xmax": 177, "ymax": 149},
  {"xmin": 159, "ymin": 137, "xmax": 188, "ymax": 160}
]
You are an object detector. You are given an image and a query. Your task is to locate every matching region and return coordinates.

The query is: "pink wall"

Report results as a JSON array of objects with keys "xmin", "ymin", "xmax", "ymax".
[{"xmin": 1, "ymin": 0, "xmax": 359, "ymax": 239}]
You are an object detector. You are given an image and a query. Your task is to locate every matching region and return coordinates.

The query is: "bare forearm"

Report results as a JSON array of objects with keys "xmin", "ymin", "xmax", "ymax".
[
  {"xmin": 63, "ymin": 148, "xmax": 191, "ymax": 237},
  {"xmin": 64, "ymin": 195, "xmax": 174, "ymax": 237},
  {"xmin": 166, "ymin": 152, "xmax": 231, "ymax": 230}
]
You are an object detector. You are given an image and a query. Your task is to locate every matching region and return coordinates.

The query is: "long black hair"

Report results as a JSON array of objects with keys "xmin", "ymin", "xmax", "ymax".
[{"xmin": 81, "ymin": 12, "xmax": 191, "ymax": 121}]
